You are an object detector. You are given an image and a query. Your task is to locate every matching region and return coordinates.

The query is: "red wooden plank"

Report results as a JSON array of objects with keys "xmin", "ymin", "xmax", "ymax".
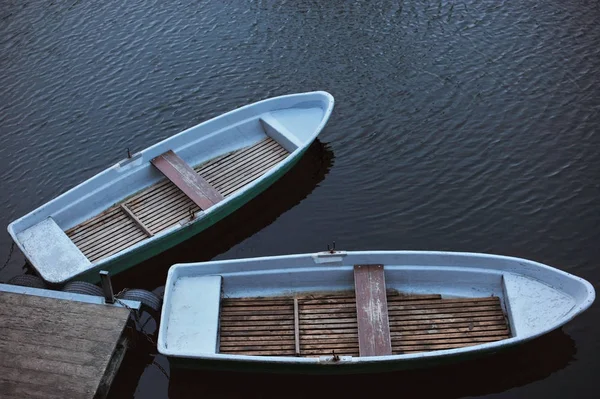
[
  {"xmin": 354, "ymin": 264, "xmax": 392, "ymax": 357},
  {"xmin": 151, "ymin": 150, "xmax": 224, "ymax": 210}
]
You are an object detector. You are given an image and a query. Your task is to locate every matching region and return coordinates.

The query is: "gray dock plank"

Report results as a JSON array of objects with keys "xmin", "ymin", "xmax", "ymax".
[{"xmin": 0, "ymin": 291, "xmax": 131, "ymax": 399}]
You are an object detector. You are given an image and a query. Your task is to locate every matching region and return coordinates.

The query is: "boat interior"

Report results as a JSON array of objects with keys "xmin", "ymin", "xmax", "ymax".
[
  {"xmin": 163, "ymin": 264, "xmax": 512, "ymax": 359},
  {"xmin": 218, "ymin": 265, "xmax": 510, "ymax": 357},
  {"xmin": 65, "ymin": 137, "xmax": 289, "ymax": 262}
]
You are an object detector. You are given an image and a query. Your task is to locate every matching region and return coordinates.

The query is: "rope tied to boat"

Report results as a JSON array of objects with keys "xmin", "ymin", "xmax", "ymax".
[
  {"xmin": 151, "ymin": 357, "xmax": 170, "ymax": 380},
  {"xmin": 0, "ymin": 242, "xmax": 15, "ymax": 273},
  {"xmin": 114, "ymin": 288, "xmax": 158, "ymax": 346}
]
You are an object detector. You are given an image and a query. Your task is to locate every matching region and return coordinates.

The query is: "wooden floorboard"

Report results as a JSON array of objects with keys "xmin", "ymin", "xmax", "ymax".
[
  {"xmin": 389, "ymin": 296, "xmax": 508, "ymax": 354},
  {"xmin": 141, "ymin": 196, "xmax": 196, "ymax": 227},
  {"xmin": 66, "ymin": 137, "xmax": 289, "ymax": 262},
  {"xmin": 65, "ymin": 207, "xmax": 123, "ymax": 236},
  {"xmin": 0, "ymin": 291, "xmax": 131, "ymax": 399},
  {"xmin": 77, "ymin": 222, "xmax": 140, "ymax": 254},
  {"xmin": 298, "ymin": 293, "xmax": 360, "ymax": 357},
  {"xmin": 132, "ymin": 187, "xmax": 186, "ymax": 216},
  {"xmin": 127, "ymin": 182, "xmax": 181, "ymax": 214},
  {"xmin": 70, "ymin": 213, "xmax": 129, "ymax": 245},
  {"xmin": 219, "ymin": 297, "xmax": 296, "ymax": 356},
  {"xmin": 201, "ymin": 140, "xmax": 281, "ymax": 182},
  {"xmin": 218, "ymin": 292, "xmax": 510, "ymax": 358}
]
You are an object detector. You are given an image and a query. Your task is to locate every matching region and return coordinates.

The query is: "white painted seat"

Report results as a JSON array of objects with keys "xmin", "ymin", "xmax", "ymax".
[
  {"xmin": 503, "ymin": 273, "xmax": 576, "ymax": 337},
  {"xmin": 16, "ymin": 217, "xmax": 92, "ymax": 283},
  {"xmin": 260, "ymin": 113, "xmax": 301, "ymax": 152},
  {"xmin": 164, "ymin": 275, "xmax": 222, "ymax": 355}
]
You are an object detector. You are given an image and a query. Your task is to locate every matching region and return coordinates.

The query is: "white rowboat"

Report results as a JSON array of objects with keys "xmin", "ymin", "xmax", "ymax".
[
  {"xmin": 157, "ymin": 250, "xmax": 594, "ymax": 373},
  {"xmin": 7, "ymin": 92, "xmax": 334, "ymax": 284}
]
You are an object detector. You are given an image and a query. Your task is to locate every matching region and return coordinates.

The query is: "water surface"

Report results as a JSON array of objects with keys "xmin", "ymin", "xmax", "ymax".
[{"xmin": 1, "ymin": 1, "xmax": 598, "ymax": 398}]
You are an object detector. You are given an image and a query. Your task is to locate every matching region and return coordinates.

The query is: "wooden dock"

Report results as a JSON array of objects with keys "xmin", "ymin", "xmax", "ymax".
[{"xmin": 0, "ymin": 284, "xmax": 139, "ymax": 399}]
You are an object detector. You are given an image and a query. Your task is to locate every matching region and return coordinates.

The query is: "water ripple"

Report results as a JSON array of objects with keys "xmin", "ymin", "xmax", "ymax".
[{"xmin": 1, "ymin": 0, "xmax": 600, "ymax": 396}]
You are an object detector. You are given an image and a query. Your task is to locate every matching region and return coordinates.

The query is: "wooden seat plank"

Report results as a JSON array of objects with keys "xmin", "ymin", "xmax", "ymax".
[
  {"xmin": 151, "ymin": 150, "xmax": 224, "ymax": 210},
  {"xmin": 354, "ymin": 264, "xmax": 392, "ymax": 357}
]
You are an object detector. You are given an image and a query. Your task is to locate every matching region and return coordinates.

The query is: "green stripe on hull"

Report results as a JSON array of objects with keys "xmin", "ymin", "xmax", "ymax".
[{"xmin": 166, "ymin": 344, "xmax": 506, "ymax": 375}]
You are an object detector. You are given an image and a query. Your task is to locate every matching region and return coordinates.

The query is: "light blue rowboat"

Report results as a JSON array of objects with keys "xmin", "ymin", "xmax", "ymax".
[
  {"xmin": 7, "ymin": 91, "xmax": 334, "ymax": 284},
  {"xmin": 157, "ymin": 250, "xmax": 594, "ymax": 374}
]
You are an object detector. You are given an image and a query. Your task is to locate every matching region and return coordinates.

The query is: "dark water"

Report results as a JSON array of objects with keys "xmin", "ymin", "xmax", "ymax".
[{"xmin": 1, "ymin": 0, "xmax": 599, "ymax": 397}]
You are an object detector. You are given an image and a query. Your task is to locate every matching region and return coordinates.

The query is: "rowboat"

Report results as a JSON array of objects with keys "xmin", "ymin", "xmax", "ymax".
[
  {"xmin": 157, "ymin": 250, "xmax": 594, "ymax": 374},
  {"xmin": 7, "ymin": 91, "xmax": 334, "ymax": 284}
]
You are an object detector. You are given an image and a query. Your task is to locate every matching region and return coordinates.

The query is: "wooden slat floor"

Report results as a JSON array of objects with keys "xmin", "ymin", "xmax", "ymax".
[
  {"xmin": 218, "ymin": 291, "xmax": 510, "ymax": 357},
  {"xmin": 0, "ymin": 291, "xmax": 131, "ymax": 399},
  {"xmin": 65, "ymin": 137, "xmax": 288, "ymax": 262}
]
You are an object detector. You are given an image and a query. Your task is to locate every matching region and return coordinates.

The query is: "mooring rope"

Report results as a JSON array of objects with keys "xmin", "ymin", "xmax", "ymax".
[
  {"xmin": 0, "ymin": 242, "xmax": 15, "ymax": 273},
  {"xmin": 152, "ymin": 357, "xmax": 170, "ymax": 380},
  {"xmin": 114, "ymin": 288, "xmax": 159, "ymax": 346}
]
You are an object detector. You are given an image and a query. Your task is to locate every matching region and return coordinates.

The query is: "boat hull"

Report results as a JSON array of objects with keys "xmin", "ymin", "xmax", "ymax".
[
  {"xmin": 166, "ymin": 344, "xmax": 509, "ymax": 375},
  {"xmin": 157, "ymin": 251, "xmax": 595, "ymax": 374}
]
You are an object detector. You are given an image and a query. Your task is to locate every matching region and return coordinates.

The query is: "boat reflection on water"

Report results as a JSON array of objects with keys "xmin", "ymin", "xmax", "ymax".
[
  {"xmin": 111, "ymin": 138, "xmax": 335, "ymax": 292},
  {"xmin": 161, "ymin": 329, "xmax": 575, "ymax": 399}
]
